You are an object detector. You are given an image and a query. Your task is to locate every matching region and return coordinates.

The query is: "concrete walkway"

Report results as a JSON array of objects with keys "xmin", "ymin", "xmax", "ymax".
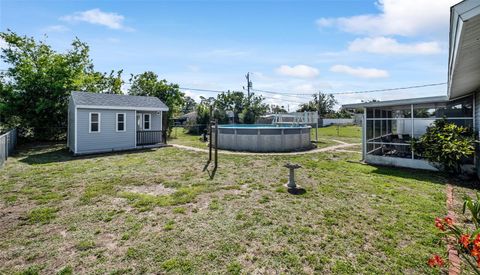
[{"xmin": 170, "ymin": 139, "xmax": 360, "ymax": 156}]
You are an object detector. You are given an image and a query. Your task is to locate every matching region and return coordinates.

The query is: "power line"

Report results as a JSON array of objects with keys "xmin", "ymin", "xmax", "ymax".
[
  {"xmin": 178, "ymin": 87, "xmax": 308, "ymax": 105},
  {"xmin": 262, "ymin": 96, "xmax": 307, "ymax": 105},
  {"xmin": 179, "ymin": 82, "xmax": 448, "ymax": 105},
  {"xmin": 329, "ymin": 82, "xmax": 447, "ymax": 95},
  {"xmin": 179, "ymin": 87, "xmax": 309, "ymax": 104},
  {"xmin": 179, "ymin": 87, "xmax": 226, "ymax": 93},
  {"xmin": 251, "ymin": 88, "xmax": 312, "ymax": 98},
  {"xmin": 253, "ymin": 82, "xmax": 447, "ymax": 96},
  {"xmin": 178, "ymin": 86, "xmax": 311, "ymax": 101}
]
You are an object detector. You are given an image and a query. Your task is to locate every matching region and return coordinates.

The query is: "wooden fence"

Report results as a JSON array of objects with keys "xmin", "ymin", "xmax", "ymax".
[{"xmin": 0, "ymin": 129, "xmax": 17, "ymax": 167}]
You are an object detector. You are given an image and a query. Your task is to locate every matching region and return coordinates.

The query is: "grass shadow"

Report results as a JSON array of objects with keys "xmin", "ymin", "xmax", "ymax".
[
  {"xmin": 202, "ymin": 160, "xmax": 211, "ymax": 172},
  {"xmin": 287, "ymin": 188, "xmax": 306, "ymax": 195},
  {"xmin": 205, "ymin": 165, "xmax": 217, "ymax": 179},
  {"xmin": 18, "ymin": 142, "xmax": 160, "ymax": 165},
  {"xmin": 370, "ymin": 164, "xmax": 480, "ymax": 189}
]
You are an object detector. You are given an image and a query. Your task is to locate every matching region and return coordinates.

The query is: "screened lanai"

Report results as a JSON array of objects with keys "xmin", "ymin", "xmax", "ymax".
[{"xmin": 343, "ymin": 95, "xmax": 474, "ymax": 170}]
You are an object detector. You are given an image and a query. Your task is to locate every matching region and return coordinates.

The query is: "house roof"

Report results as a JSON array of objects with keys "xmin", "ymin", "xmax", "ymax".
[
  {"xmin": 177, "ymin": 111, "xmax": 197, "ymax": 120},
  {"xmin": 448, "ymin": 0, "xmax": 480, "ymax": 99},
  {"xmin": 71, "ymin": 91, "xmax": 169, "ymax": 111},
  {"xmin": 342, "ymin": 96, "xmax": 449, "ymax": 109}
]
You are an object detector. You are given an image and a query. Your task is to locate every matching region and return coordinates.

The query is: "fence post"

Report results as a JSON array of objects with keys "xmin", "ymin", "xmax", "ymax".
[{"xmin": 4, "ymin": 132, "xmax": 8, "ymax": 161}]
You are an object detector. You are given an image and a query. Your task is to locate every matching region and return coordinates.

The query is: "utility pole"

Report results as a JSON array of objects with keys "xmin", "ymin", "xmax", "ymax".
[
  {"xmin": 317, "ymin": 91, "xmax": 321, "ymax": 117},
  {"xmin": 245, "ymin": 72, "xmax": 252, "ymax": 99},
  {"xmin": 316, "ymin": 91, "xmax": 321, "ymax": 143}
]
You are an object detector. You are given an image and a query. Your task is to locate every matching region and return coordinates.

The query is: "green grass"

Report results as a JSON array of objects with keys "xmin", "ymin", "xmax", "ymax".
[
  {"xmin": 313, "ymin": 125, "xmax": 362, "ymax": 144},
  {"xmin": 26, "ymin": 207, "xmax": 58, "ymax": 224},
  {"xmin": 0, "ymin": 138, "xmax": 474, "ymax": 273},
  {"xmin": 168, "ymin": 127, "xmax": 208, "ymax": 149},
  {"xmin": 75, "ymin": 240, "xmax": 96, "ymax": 251}
]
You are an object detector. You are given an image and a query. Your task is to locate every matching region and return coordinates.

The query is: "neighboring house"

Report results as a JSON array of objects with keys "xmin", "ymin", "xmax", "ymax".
[
  {"xmin": 342, "ymin": 0, "xmax": 480, "ymax": 174},
  {"xmin": 174, "ymin": 111, "xmax": 197, "ymax": 126},
  {"xmin": 68, "ymin": 91, "xmax": 169, "ymax": 155}
]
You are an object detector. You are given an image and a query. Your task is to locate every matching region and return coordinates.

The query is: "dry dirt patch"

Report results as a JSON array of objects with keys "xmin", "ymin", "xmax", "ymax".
[{"xmin": 124, "ymin": 184, "xmax": 175, "ymax": 196}]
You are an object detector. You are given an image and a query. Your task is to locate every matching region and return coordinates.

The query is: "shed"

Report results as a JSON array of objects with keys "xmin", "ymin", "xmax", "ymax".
[{"xmin": 68, "ymin": 91, "xmax": 169, "ymax": 155}]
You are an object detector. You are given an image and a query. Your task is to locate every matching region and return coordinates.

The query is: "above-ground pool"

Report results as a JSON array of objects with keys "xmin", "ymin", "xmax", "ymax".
[{"xmin": 214, "ymin": 124, "xmax": 312, "ymax": 152}]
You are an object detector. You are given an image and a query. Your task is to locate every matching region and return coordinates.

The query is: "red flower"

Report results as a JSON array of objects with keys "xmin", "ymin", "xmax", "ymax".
[
  {"xmin": 477, "ymin": 256, "xmax": 480, "ymax": 268},
  {"xmin": 428, "ymin": 255, "xmax": 444, "ymax": 267},
  {"xmin": 472, "ymin": 247, "xmax": 480, "ymax": 258},
  {"xmin": 460, "ymin": 234, "xmax": 471, "ymax": 249},
  {"xmin": 435, "ymin": 218, "xmax": 445, "ymax": 231},
  {"xmin": 474, "ymin": 235, "xmax": 480, "ymax": 248},
  {"xmin": 444, "ymin": 217, "xmax": 453, "ymax": 226}
]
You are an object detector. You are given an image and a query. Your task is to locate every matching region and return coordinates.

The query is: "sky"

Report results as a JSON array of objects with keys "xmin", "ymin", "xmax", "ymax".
[{"xmin": 0, "ymin": 0, "xmax": 462, "ymax": 110}]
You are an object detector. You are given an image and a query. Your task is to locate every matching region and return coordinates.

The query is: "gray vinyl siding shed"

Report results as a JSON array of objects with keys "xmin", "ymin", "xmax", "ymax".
[{"xmin": 68, "ymin": 91, "xmax": 169, "ymax": 155}]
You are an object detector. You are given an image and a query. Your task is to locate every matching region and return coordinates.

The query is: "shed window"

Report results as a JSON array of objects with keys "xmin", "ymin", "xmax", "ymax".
[
  {"xmin": 143, "ymin": 114, "xmax": 151, "ymax": 130},
  {"xmin": 117, "ymin": 113, "xmax": 126, "ymax": 132},
  {"xmin": 89, "ymin": 113, "xmax": 100, "ymax": 133}
]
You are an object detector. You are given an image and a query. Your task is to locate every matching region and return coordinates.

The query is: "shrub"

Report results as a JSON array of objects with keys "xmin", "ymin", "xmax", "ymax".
[{"xmin": 412, "ymin": 119, "xmax": 474, "ymax": 174}]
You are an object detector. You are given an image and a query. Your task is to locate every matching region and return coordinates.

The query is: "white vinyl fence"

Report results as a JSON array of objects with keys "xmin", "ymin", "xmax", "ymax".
[
  {"xmin": 0, "ymin": 129, "xmax": 17, "ymax": 167},
  {"xmin": 321, "ymin": 118, "xmax": 355, "ymax": 127}
]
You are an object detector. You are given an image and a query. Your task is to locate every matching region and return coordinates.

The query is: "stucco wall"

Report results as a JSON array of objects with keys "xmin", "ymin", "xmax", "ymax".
[{"xmin": 365, "ymin": 155, "xmax": 438, "ymax": 171}]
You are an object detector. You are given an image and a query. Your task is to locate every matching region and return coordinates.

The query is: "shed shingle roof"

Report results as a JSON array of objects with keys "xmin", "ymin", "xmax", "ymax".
[{"xmin": 71, "ymin": 91, "xmax": 169, "ymax": 111}]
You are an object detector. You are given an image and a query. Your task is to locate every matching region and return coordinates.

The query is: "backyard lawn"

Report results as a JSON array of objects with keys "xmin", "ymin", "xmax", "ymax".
[{"xmin": 0, "ymin": 127, "xmax": 475, "ymax": 274}]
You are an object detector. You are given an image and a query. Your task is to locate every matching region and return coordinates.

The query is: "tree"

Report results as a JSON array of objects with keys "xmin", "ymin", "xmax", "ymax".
[
  {"xmin": 215, "ymin": 91, "xmax": 246, "ymax": 123},
  {"xmin": 241, "ymin": 94, "xmax": 268, "ymax": 124},
  {"xmin": 128, "ymin": 71, "xmax": 185, "ymax": 134},
  {"xmin": 191, "ymin": 96, "xmax": 228, "ymax": 134},
  {"xmin": 324, "ymin": 109, "xmax": 353, "ymax": 119},
  {"xmin": 0, "ymin": 30, "xmax": 122, "ymax": 140},
  {"xmin": 297, "ymin": 92, "xmax": 337, "ymax": 117},
  {"xmin": 412, "ymin": 119, "xmax": 475, "ymax": 174},
  {"xmin": 182, "ymin": 96, "xmax": 197, "ymax": 114},
  {"xmin": 269, "ymin": 104, "xmax": 287, "ymax": 114},
  {"xmin": 195, "ymin": 96, "xmax": 215, "ymax": 126}
]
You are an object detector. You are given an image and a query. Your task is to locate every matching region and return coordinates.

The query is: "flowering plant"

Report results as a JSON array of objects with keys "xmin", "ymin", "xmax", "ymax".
[{"xmin": 429, "ymin": 194, "xmax": 480, "ymax": 274}]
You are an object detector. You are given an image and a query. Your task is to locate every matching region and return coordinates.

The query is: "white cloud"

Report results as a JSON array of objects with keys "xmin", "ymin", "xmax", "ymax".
[
  {"xmin": 275, "ymin": 65, "xmax": 319, "ymax": 78},
  {"xmin": 294, "ymin": 84, "xmax": 316, "ymax": 93},
  {"xmin": 330, "ymin": 65, "xmax": 389, "ymax": 78},
  {"xmin": 183, "ymin": 90, "xmax": 203, "ymax": 102},
  {"xmin": 348, "ymin": 37, "xmax": 442, "ymax": 55},
  {"xmin": 61, "ymin": 9, "xmax": 133, "ymax": 31},
  {"xmin": 316, "ymin": 18, "xmax": 334, "ymax": 28},
  {"xmin": 316, "ymin": 0, "xmax": 460, "ymax": 37},
  {"xmin": 42, "ymin": 25, "xmax": 69, "ymax": 33}
]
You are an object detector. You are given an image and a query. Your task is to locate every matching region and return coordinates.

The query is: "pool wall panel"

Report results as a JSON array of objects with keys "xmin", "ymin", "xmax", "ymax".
[{"xmin": 216, "ymin": 126, "xmax": 312, "ymax": 152}]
